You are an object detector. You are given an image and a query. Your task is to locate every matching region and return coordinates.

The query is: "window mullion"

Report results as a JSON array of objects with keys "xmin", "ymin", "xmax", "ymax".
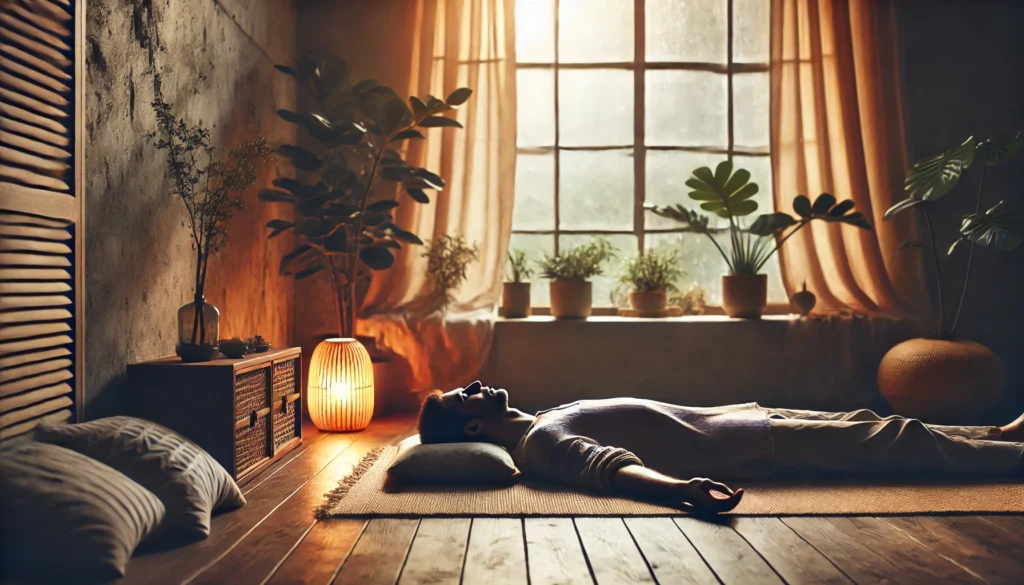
[
  {"xmin": 727, "ymin": 0, "xmax": 735, "ymax": 165},
  {"xmin": 634, "ymin": 0, "xmax": 646, "ymax": 253},
  {"xmin": 553, "ymin": 0, "xmax": 561, "ymax": 255}
]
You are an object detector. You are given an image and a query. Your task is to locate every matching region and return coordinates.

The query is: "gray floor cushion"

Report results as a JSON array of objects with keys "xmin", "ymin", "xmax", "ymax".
[{"xmin": 387, "ymin": 434, "xmax": 519, "ymax": 485}]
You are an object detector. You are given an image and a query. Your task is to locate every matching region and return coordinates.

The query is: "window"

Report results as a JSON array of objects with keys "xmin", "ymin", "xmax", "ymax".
[{"xmin": 512, "ymin": 0, "xmax": 785, "ymax": 307}]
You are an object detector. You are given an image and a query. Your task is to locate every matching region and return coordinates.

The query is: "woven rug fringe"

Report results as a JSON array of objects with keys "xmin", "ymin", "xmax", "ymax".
[{"xmin": 316, "ymin": 447, "xmax": 386, "ymax": 520}]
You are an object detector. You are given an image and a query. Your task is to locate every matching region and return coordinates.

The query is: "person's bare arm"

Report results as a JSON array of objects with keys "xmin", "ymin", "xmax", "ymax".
[{"xmin": 610, "ymin": 465, "xmax": 744, "ymax": 514}]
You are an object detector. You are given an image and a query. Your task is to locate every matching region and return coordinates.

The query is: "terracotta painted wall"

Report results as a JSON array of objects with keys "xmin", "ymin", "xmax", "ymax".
[{"xmin": 84, "ymin": 0, "xmax": 297, "ymax": 418}]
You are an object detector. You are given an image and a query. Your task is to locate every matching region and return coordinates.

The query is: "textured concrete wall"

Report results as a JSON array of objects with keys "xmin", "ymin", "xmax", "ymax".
[{"xmin": 85, "ymin": 0, "xmax": 297, "ymax": 418}]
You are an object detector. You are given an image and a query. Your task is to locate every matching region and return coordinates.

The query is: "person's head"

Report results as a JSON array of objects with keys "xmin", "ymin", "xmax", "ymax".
[{"xmin": 417, "ymin": 380, "xmax": 510, "ymax": 444}]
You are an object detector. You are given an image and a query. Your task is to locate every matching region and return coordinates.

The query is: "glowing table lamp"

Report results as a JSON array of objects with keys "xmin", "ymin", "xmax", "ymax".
[{"xmin": 307, "ymin": 338, "xmax": 374, "ymax": 431}]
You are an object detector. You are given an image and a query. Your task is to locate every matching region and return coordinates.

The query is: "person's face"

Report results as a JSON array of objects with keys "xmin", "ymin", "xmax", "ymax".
[{"xmin": 438, "ymin": 380, "xmax": 509, "ymax": 421}]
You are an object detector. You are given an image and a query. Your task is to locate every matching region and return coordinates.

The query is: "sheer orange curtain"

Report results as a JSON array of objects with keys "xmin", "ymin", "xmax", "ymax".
[
  {"xmin": 770, "ymin": 0, "xmax": 926, "ymax": 315},
  {"xmin": 355, "ymin": 0, "xmax": 517, "ymax": 394}
]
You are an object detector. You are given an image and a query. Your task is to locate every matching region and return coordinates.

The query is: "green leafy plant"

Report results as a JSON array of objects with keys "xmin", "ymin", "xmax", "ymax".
[
  {"xmin": 619, "ymin": 248, "xmax": 684, "ymax": 292},
  {"xmin": 151, "ymin": 78, "xmax": 273, "ymax": 345},
  {"xmin": 884, "ymin": 132, "xmax": 1023, "ymax": 338},
  {"xmin": 262, "ymin": 53, "xmax": 472, "ymax": 337},
  {"xmin": 505, "ymin": 249, "xmax": 534, "ymax": 283},
  {"xmin": 647, "ymin": 160, "xmax": 870, "ymax": 275},
  {"xmin": 538, "ymin": 239, "xmax": 616, "ymax": 281},
  {"xmin": 423, "ymin": 235, "xmax": 480, "ymax": 306}
]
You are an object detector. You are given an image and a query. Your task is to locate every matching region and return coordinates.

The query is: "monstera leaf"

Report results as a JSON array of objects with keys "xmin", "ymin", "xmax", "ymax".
[
  {"xmin": 644, "ymin": 203, "xmax": 712, "ymax": 234},
  {"xmin": 749, "ymin": 194, "xmax": 870, "ymax": 236},
  {"xmin": 948, "ymin": 200, "xmax": 1024, "ymax": 255},
  {"xmin": 685, "ymin": 160, "xmax": 760, "ymax": 218},
  {"xmin": 975, "ymin": 132, "xmax": 1023, "ymax": 167},
  {"xmin": 904, "ymin": 136, "xmax": 976, "ymax": 202}
]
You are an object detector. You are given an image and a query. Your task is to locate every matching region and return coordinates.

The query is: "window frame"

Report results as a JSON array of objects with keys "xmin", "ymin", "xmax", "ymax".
[{"xmin": 513, "ymin": 0, "xmax": 774, "ymax": 309}]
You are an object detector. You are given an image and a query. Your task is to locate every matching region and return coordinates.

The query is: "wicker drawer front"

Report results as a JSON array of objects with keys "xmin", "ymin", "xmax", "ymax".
[
  {"xmin": 235, "ymin": 414, "xmax": 270, "ymax": 475},
  {"xmin": 271, "ymin": 358, "xmax": 300, "ymax": 452},
  {"xmin": 272, "ymin": 359, "xmax": 298, "ymax": 400},
  {"xmin": 273, "ymin": 401, "xmax": 299, "ymax": 450},
  {"xmin": 235, "ymin": 367, "xmax": 270, "ymax": 418}
]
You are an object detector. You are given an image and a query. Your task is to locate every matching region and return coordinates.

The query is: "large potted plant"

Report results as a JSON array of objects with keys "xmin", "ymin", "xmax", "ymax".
[
  {"xmin": 503, "ymin": 249, "xmax": 533, "ymax": 318},
  {"xmin": 151, "ymin": 78, "xmax": 273, "ymax": 362},
  {"xmin": 648, "ymin": 160, "xmax": 871, "ymax": 318},
  {"xmin": 618, "ymin": 248, "xmax": 683, "ymax": 317},
  {"xmin": 538, "ymin": 239, "xmax": 615, "ymax": 319},
  {"xmin": 878, "ymin": 133, "xmax": 1023, "ymax": 419}
]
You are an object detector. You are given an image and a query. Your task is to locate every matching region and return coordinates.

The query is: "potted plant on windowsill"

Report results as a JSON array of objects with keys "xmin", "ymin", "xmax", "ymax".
[
  {"xmin": 422, "ymin": 234, "xmax": 479, "ymax": 315},
  {"xmin": 647, "ymin": 160, "xmax": 871, "ymax": 318},
  {"xmin": 618, "ymin": 248, "xmax": 683, "ymax": 317},
  {"xmin": 538, "ymin": 239, "xmax": 615, "ymax": 319},
  {"xmin": 878, "ymin": 133, "xmax": 1022, "ymax": 419},
  {"xmin": 503, "ymin": 249, "xmax": 533, "ymax": 318}
]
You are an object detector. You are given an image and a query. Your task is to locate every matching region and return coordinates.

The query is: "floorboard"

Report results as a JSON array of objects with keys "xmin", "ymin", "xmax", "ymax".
[
  {"xmin": 265, "ymin": 519, "xmax": 366, "ymax": 585},
  {"xmin": 675, "ymin": 517, "xmax": 784, "ymax": 585},
  {"xmin": 624, "ymin": 517, "xmax": 718, "ymax": 585},
  {"xmin": 241, "ymin": 422, "xmax": 326, "ymax": 496},
  {"xmin": 731, "ymin": 517, "xmax": 851, "ymax": 585},
  {"xmin": 462, "ymin": 518, "xmax": 529, "ymax": 585},
  {"xmin": 397, "ymin": 518, "xmax": 472, "ymax": 585},
  {"xmin": 524, "ymin": 518, "xmax": 594, "ymax": 585},
  {"xmin": 574, "ymin": 517, "xmax": 655, "ymax": 584},
  {"xmin": 783, "ymin": 517, "xmax": 918, "ymax": 584},
  {"xmin": 332, "ymin": 519, "xmax": 419, "ymax": 585}
]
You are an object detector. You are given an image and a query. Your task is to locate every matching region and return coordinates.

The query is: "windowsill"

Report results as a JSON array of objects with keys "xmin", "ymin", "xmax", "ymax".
[{"xmin": 498, "ymin": 314, "xmax": 799, "ymax": 324}]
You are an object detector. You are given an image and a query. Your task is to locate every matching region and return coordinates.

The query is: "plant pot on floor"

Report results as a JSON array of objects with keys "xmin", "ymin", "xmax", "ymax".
[
  {"xmin": 628, "ymin": 290, "xmax": 667, "ymax": 317},
  {"xmin": 502, "ymin": 282, "xmax": 531, "ymax": 318},
  {"xmin": 721, "ymin": 274, "xmax": 766, "ymax": 319},
  {"xmin": 550, "ymin": 279, "xmax": 592, "ymax": 319},
  {"xmin": 878, "ymin": 338, "xmax": 1004, "ymax": 421}
]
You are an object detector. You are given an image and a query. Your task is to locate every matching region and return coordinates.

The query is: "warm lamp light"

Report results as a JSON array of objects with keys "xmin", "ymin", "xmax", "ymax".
[{"xmin": 307, "ymin": 338, "xmax": 374, "ymax": 431}]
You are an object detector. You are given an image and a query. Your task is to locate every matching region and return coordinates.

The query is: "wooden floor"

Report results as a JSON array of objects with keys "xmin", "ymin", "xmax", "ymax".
[{"xmin": 120, "ymin": 414, "xmax": 1024, "ymax": 585}]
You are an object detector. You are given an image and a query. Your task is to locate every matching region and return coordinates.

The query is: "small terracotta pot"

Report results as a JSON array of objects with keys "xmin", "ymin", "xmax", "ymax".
[
  {"xmin": 629, "ymin": 290, "xmax": 667, "ymax": 317},
  {"xmin": 502, "ymin": 282, "xmax": 532, "ymax": 318},
  {"xmin": 878, "ymin": 338, "xmax": 1004, "ymax": 421},
  {"xmin": 721, "ymin": 274, "xmax": 767, "ymax": 318},
  {"xmin": 549, "ymin": 279, "xmax": 592, "ymax": 319}
]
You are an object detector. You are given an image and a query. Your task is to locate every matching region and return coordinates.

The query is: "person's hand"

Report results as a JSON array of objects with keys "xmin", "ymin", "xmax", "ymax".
[{"xmin": 680, "ymin": 477, "xmax": 744, "ymax": 514}]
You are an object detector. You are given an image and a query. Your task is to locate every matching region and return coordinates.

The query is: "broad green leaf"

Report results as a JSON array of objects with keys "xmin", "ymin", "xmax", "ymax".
[
  {"xmin": 386, "ymin": 223, "xmax": 424, "ymax": 245},
  {"xmin": 406, "ymin": 188, "xmax": 430, "ymax": 204},
  {"xmin": 838, "ymin": 212, "xmax": 872, "ymax": 230},
  {"xmin": 713, "ymin": 160, "xmax": 733, "ymax": 187},
  {"xmin": 723, "ymin": 169, "xmax": 751, "ymax": 198},
  {"xmin": 811, "ymin": 193, "xmax": 836, "ymax": 216},
  {"xmin": 366, "ymin": 200, "xmax": 400, "ymax": 213},
  {"xmin": 410, "ymin": 96, "xmax": 429, "ymax": 118},
  {"xmin": 883, "ymin": 197, "xmax": 921, "ymax": 221},
  {"xmin": 377, "ymin": 239, "xmax": 402, "ymax": 250},
  {"xmin": 446, "ymin": 87, "xmax": 474, "ymax": 106},
  {"xmin": 359, "ymin": 246, "xmax": 396, "ymax": 270},
  {"xmin": 274, "ymin": 64, "xmax": 299, "ymax": 79},
  {"xmin": 730, "ymin": 199, "xmax": 759, "ymax": 217},
  {"xmin": 904, "ymin": 136, "xmax": 975, "ymax": 200},
  {"xmin": 279, "ymin": 144, "xmax": 323, "ymax": 171},
  {"xmin": 359, "ymin": 85, "xmax": 414, "ymax": 135},
  {"xmin": 975, "ymin": 132, "xmax": 1022, "ymax": 167},
  {"xmin": 749, "ymin": 212, "xmax": 797, "ymax": 236},
  {"xmin": 258, "ymin": 189, "xmax": 295, "ymax": 203},
  {"xmin": 700, "ymin": 201, "xmax": 726, "ymax": 212},
  {"xmin": 958, "ymin": 200, "xmax": 1024, "ymax": 251},
  {"xmin": 828, "ymin": 199, "xmax": 856, "ymax": 217},
  {"xmin": 411, "ymin": 168, "xmax": 445, "ymax": 190},
  {"xmin": 364, "ymin": 212, "xmax": 388, "ymax": 227},
  {"xmin": 322, "ymin": 228, "xmax": 348, "ymax": 252},
  {"xmin": 391, "ymin": 129, "xmax": 425, "ymax": 142},
  {"xmin": 279, "ymin": 244, "xmax": 313, "ymax": 274},
  {"xmin": 265, "ymin": 219, "xmax": 294, "ymax": 238},
  {"xmin": 793, "ymin": 195, "xmax": 812, "ymax": 218},
  {"xmin": 419, "ymin": 115, "xmax": 463, "ymax": 129},
  {"xmin": 294, "ymin": 264, "xmax": 326, "ymax": 279},
  {"xmin": 730, "ymin": 183, "xmax": 759, "ymax": 202},
  {"xmin": 273, "ymin": 178, "xmax": 311, "ymax": 197}
]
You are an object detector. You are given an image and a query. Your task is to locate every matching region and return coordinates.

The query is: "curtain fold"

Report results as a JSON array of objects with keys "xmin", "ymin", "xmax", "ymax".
[
  {"xmin": 769, "ymin": 0, "xmax": 926, "ymax": 316},
  {"xmin": 356, "ymin": 0, "xmax": 517, "ymax": 395}
]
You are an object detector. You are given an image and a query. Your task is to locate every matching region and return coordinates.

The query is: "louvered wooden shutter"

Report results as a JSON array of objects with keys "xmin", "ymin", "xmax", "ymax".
[{"xmin": 0, "ymin": 0, "xmax": 84, "ymax": 444}]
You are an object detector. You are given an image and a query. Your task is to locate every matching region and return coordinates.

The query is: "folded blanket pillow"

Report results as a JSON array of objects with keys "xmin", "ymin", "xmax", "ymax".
[
  {"xmin": 0, "ymin": 442, "xmax": 165, "ymax": 583},
  {"xmin": 37, "ymin": 416, "xmax": 245, "ymax": 542},
  {"xmin": 387, "ymin": 434, "xmax": 519, "ymax": 485}
]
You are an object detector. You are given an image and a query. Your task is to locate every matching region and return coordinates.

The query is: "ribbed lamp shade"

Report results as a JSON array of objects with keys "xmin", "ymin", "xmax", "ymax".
[{"xmin": 307, "ymin": 338, "xmax": 374, "ymax": 432}]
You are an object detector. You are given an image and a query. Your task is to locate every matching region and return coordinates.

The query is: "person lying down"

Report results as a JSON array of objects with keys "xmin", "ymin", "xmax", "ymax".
[{"xmin": 417, "ymin": 381, "xmax": 1024, "ymax": 514}]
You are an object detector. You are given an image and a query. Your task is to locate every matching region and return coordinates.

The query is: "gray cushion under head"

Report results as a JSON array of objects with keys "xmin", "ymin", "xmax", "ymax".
[
  {"xmin": 0, "ymin": 442, "xmax": 165, "ymax": 583},
  {"xmin": 37, "ymin": 416, "xmax": 245, "ymax": 542},
  {"xmin": 387, "ymin": 435, "xmax": 519, "ymax": 485}
]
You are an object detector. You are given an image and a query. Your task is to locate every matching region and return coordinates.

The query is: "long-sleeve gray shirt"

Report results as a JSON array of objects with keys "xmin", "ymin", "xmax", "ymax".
[{"xmin": 510, "ymin": 399, "xmax": 773, "ymax": 490}]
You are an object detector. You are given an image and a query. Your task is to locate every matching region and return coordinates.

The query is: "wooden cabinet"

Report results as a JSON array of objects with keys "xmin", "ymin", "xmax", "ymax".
[{"xmin": 127, "ymin": 347, "xmax": 302, "ymax": 485}]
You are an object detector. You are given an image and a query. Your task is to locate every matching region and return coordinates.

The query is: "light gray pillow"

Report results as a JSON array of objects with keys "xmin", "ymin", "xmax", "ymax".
[
  {"xmin": 0, "ymin": 442, "xmax": 165, "ymax": 583},
  {"xmin": 37, "ymin": 416, "xmax": 245, "ymax": 542},
  {"xmin": 387, "ymin": 435, "xmax": 519, "ymax": 485}
]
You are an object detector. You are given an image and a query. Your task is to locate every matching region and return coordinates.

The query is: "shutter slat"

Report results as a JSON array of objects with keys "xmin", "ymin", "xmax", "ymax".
[
  {"xmin": 0, "ymin": 281, "xmax": 71, "ymax": 293},
  {"xmin": 0, "ymin": 307, "xmax": 72, "ymax": 324},
  {"xmin": 0, "ymin": 212, "xmax": 69, "ymax": 228},
  {"xmin": 0, "ymin": 23, "xmax": 70, "ymax": 66},
  {"xmin": 0, "ymin": 333, "xmax": 72, "ymax": 356},
  {"xmin": 0, "ymin": 252, "xmax": 72, "ymax": 267},
  {"xmin": 0, "ymin": 101, "xmax": 65, "ymax": 134},
  {"xmin": 0, "ymin": 357, "xmax": 70, "ymax": 383},
  {"xmin": 0, "ymin": 236, "xmax": 72, "ymax": 253},
  {"xmin": 1, "ymin": 114, "xmax": 69, "ymax": 147},
  {"xmin": 0, "ymin": 321, "xmax": 70, "ymax": 341},
  {"xmin": 1, "ymin": 49, "xmax": 70, "ymax": 92},
  {"xmin": 0, "ymin": 381, "xmax": 71, "ymax": 414},
  {"xmin": 0, "ymin": 223, "xmax": 70, "ymax": 240},
  {"xmin": 0, "ymin": 267, "xmax": 70, "ymax": 280},
  {"xmin": 0, "ymin": 144, "xmax": 71, "ymax": 173},
  {"xmin": 0, "ymin": 163, "xmax": 69, "ymax": 190},
  {"xmin": 0, "ymin": 182, "xmax": 77, "ymax": 221},
  {"xmin": 1, "ymin": 11, "xmax": 70, "ymax": 51},
  {"xmin": 0, "ymin": 86, "xmax": 67, "ymax": 119},
  {"xmin": 9, "ymin": 3, "xmax": 71, "ymax": 38},
  {"xmin": 25, "ymin": 0, "xmax": 72, "ymax": 22},
  {"xmin": 2, "ymin": 129, "xmax": 71, "ymax": 159},
  {"xmin": 0, "ymin": 41, "xmax": 70, "ymax": 82},
  {"xmin": 1, "ymin": 71, "xmax": 70, "ymax": 108},
  {"xmin": 0, "ymin": 408, "xmax": 70, "ymax": 443},
  {"xmin": 0, "ymin": 367, "xmax": 71, "ymax": 397},
  {"xmin": 0, "ymin": 347, "xmax": 70, "ymax": 369},
  {"xmin": 0, "ymin": 293, "xmax": 71, "ymax": 309},
  {"xmin": 0, "ymin": 395, "xmax": 72, "ymax": 429}
]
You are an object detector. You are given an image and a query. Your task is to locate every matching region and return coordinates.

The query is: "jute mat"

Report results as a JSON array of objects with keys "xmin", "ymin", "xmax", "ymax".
[{"xmin": 318, "ymin": 446, "xmax": 1024, "ymax": 518}]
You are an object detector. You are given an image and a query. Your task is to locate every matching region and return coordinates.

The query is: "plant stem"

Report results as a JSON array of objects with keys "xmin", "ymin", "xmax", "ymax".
[
  {"xmin": 949, "ymin": 166, "xmax": 986, "ymax": 339},
  {"xmin": 921, "ymin": 206, "xmax": 945, "ymax": 338},
  {"xmin": 754, "ymin": 220, "xmax": 809, "ymax": 273},
  {"xmin": 325, "ymin": 255, "xmax": 344, "ymax": 338},
  {"xmin": 703, "ymin": 231, "xmax": 734, "ymax": 273}
]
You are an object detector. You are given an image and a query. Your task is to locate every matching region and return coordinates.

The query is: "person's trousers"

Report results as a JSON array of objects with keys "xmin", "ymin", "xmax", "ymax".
[{"xmin": 747, "ymin": 407, "xmax": 1023, "ymax": 478}]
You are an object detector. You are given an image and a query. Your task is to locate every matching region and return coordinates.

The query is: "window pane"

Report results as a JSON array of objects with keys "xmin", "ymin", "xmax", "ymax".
[
  {"xmin": 733, "ymin": 154, "xmax": 773, "ymax": 217},
  {"xmin": 733, "ymin": 72, "xmax": 770, "ymax": 149},
  {"xmin": 517, "ymin": 69, "xmax": 556, "ymax": 147},
  {"xmin": 559, "ymin": 234, "xmax": 638, "ymax": 307},
  {"xmin": 509, "ymin": 233, "xmax": 555, "ymax": 307},
  {"xmin": 734, "ymin": 0, "xmax": 770, "ymax": 63},
  {"xmin": 558, "ymin": 0, "xmax": 634, "ymax": 63},
  {"xmin": 646, "ymin": 232, "xmax": 728, "ymax": 304},
  {"xmin": 516, "ymin": 0, "xmax": 555, "ymax": 62},
  {"xmin": 646, "ymin": 0, "xmax": 727, "ymax": 63},
  {"xmin": 559, "ymin": 149, "xmax": 634, "ymax": 230},
  {"xmin": 646, "ymin": 70, "xmax": 727, "ymax": 147},
  {"xmin": 559, "ymin": 69, "xmax": 633, "ymax": 146},
  {"xmin": 645, "ymin": 150, "xmax": 722, "ymax": 229},
  {"xmin": 513, "ymin": 153, "xmax": 556, "ymax": 230}
]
